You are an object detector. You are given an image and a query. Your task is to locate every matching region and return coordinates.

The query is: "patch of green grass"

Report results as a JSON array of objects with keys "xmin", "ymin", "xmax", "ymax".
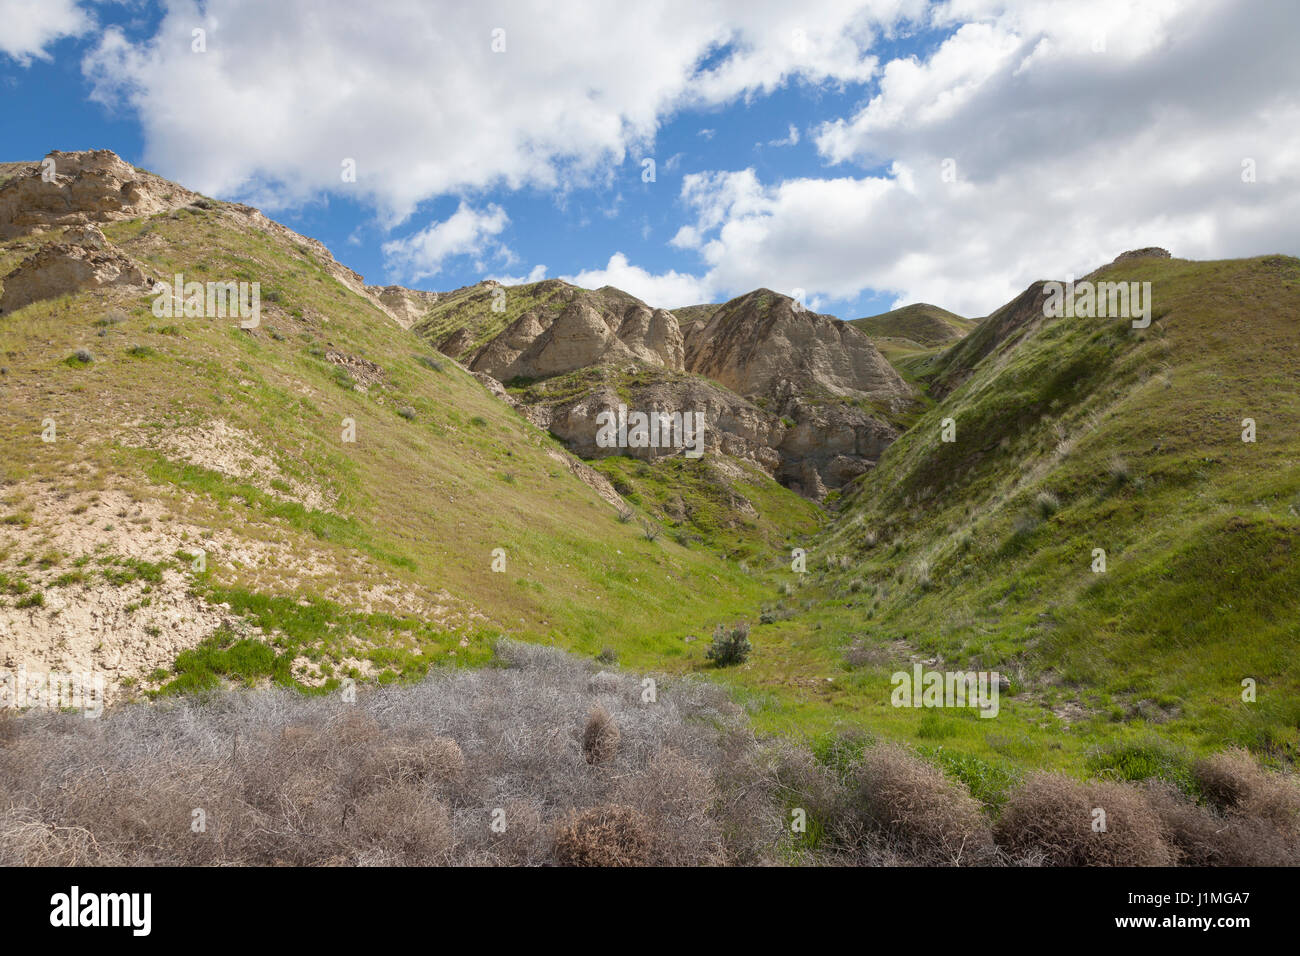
[
  {"xmin": 1085, "ymin": 737, "xmax": 1198, "ymax": 796},
  {"xmin": 98, "ymin": 555, "xmax": 169, "ymax": 586},
  {"xmin": 159, "ymin": 626, "xmax": 287, "ymax": 694},
  {"xmin": 63, "ymin": 350, "xmax": 94, "ymax": 367}
]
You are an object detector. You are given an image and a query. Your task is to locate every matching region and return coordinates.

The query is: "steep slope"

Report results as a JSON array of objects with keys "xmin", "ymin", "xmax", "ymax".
[
  {"xmin": 0, "ymin": 152, "xmax": 774, "ymax": 698},
  {"xmin": 740, "ymin": 252, "xmax": 1300, "ymax": 772}
]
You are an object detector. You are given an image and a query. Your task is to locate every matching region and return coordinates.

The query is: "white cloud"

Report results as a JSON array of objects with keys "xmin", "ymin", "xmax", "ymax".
[
  {"xmin": 655, "ymin": 0, "xmax": 1300, "ymax": 315},
  {"xmin": 382, "ymin": 202, "xmax": 510, "ymax": 281},
  {"xmin": 767, "ymin": 124, "xmax": 800, "ymax": 147},
  {"xmin": 68, "ymin": 0, "xmax": 1298, "ymax": 315},
  {"xmin": 0, "ymin": 0, "xmax": 91, "ymax": 64},
  {"xmin": 81, "ymin": 0, "xmax": 911, "ymax": 225},
  {"xmin": 489, "ymin": 264, "xmax": 548, "ymax": 286},
  {"xmin": 563, "ymin": 253, "xmax": 714, "ymax": 309}
]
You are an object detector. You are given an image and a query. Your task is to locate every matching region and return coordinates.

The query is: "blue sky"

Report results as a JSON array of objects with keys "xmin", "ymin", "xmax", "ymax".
[{"xmin": 3, "ymin": 1, "xmax": 1297, "ymax": 318}]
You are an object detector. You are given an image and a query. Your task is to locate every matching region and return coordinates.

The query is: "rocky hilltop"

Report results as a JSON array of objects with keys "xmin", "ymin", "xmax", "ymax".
[
  {"xmin": 684, "ymin": 289, "xmax": 909, "ymax": 402},
  {"xmin": 0, "ymin": 150, "xmax": 433, "ymax": 331},
  {"xmin": 417, "ymin": 280, "xmax": 916, "ymax": 499},
  {"xmin": 0, "ymin": 150, "xmax": 199, "ymax": 239},
  {"xmin": 422, "ymin": 280, "xmax": 684, "ymax": 379}
]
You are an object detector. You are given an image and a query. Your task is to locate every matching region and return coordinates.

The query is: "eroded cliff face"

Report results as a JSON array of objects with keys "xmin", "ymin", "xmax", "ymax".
[
  {"xmin": 419, "ymin": 280, "xmax": 916, "ymax": 500},
  {"xmin": 365, "ymin": 285, "xmax": 441, "ymax": 329},
  {"xmin": 466, "ymin": 294, "xmax": 684, "ymax": 382},
  {"xmin": 683, "ymin": 289, "xmax": 910, "ymax": 404},
  {"xmin": 0, "ymin": 224, "xmax": 153, "ymax": 315},
  {"xmin": 0, "ymin": 150, "xmax": 199, "ymax": 239}
]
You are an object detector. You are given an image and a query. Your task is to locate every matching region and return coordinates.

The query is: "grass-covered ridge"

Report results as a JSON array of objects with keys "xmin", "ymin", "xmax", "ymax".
[
  {"xmin": 0, "ymin": 201, "xmax": 787, "ymax": 693},
  {"xmin": 722, "ymin": 254, "xmax": 1300, "ymax": 777},
  {"xmin": 849, "ymin": 302, "xmax": 975, "ymax": 348}
]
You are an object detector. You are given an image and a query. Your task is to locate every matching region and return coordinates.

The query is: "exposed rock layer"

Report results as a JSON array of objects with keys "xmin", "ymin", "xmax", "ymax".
[{"xmin": 0, "ymin": 224, "xmax": 152, "ymax": 314}]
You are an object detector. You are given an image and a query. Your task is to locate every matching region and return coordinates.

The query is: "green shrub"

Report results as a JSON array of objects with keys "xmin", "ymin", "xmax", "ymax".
[{"xmin": 706, "ymin": 622, "xmax": 752, "ymax": 667}]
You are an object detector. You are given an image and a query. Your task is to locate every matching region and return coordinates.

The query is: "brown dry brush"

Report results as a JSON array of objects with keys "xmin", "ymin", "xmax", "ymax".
[
  {"xmin": 0, "ymin": 640, "xmax": 780, "ymax": 866},
  {"xmin": 995, "ymin": 759, "xmax": 1300, "ymax": 867},
  {"xmin": 2, "ymin": 643, "xmax": 1298, "ymax": 866}
]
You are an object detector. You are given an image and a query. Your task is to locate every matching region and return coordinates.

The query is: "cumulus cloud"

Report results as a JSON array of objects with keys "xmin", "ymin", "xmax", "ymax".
[
  {"xmin": 68, "ymin": 0, "xmax": 1299, "ymax": 313},
  {"xmin": 0, "ymin": 0, "xmax": 91, "ymax": 64},
  {"xmin": 80, "ymin": 0, "xmax": 907, "ymax": 225},
  {"xmin": 767, "ymin": 124, "xmax": 801, "ymax": 147},
  {"xmin": 490, "ymin": 264, "xmax": 548, "ymax": 286},
  {"xmin": 654, "ymin": 0, "xmax": 1300, "ymax": 315},
  {"xmin": 563, "ymin": 253, "xmax": 714, "ymax": 309},
  {"xmin": 382, "ymin": 202, "xmax": 510, "ymax": 281}
]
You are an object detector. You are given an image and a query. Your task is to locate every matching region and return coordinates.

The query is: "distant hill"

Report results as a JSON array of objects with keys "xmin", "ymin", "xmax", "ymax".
[{"xmin": 849, "ymin": 302, "xmax": 975, "ymax": 349}]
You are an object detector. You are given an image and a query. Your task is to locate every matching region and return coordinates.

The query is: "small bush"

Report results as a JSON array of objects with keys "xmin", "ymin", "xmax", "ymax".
[
  {"xmin": 582, "ymin": 705, "xmax": 621, "ymax": 765},
  {"xmin": 843, "ymin": 639, "xmax": 892, "ymax": 669},
  {"xmin": 1086, "ymin": 737, "xmax": 1195, "ymax": 792},
  {"xmin": 595, "ymin": 647, "xmax": 618, "ymax": 665},
  {"xmin": 396, "ymin": 405, "xmax": 416, "ymax": 421},
  {"xmin": 706, "ymin": 622, "xmax": 752, "ymax": 667},
  {"xmin": 553, "ymin": 804, "xmax": 651, "ymax": 866},
  {"xmin": 994, "ymin": 772, "xmax": 1174, "ymax": 865},
  {"xmin": 640, "ymin": 520, "xmax": 661, "ymax": 542},
  {"xmin": 414, "ymin": 354, "xmax": 443, "ymax": 372},
  {"xmin": 1034, "ymin": 490, "xmax": 1060, "ymax": 517},
  {"xmin": 1194, "ymin": 748, "xmax": 1300, "ymax": 831},
  {"xmin": 1143, "ymin": 780, "xmax": 1300, "ymax": 866},
  {"xmin": 65, "ymin": 349, "xmax": 94, "ymax": 366},
  {"xmin": 854, "ymin": 743, "xmax": 995, "ymax": 864}
]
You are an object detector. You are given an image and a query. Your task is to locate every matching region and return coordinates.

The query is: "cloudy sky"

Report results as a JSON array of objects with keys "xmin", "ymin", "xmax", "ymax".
[{"xmin": 1, "ymin": 0, "xmax": 1296, "ymax": 316}]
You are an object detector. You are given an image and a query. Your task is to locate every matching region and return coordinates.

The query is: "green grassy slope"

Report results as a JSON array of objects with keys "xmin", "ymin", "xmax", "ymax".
[
  {"xmin": 850, "ymin": 302, "xmax": 978, "ymax": 376},
  {"xmin": 849, "ymin": 302, "xmax": 974, "ymax": 346},
  {"xmin": 0, "ymin": 202, "xmax": 784, "ymax": 692},
  {"xmin": 502, "ymin": 363, "xmax": 823, "ymax": 563},
  {"xmin": 705, "ymin": 255, "xmax": 1300, "ymax": 783}
]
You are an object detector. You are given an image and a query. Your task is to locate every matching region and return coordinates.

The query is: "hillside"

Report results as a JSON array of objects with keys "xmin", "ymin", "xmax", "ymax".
[
  {"xmin": 850, "ymin": 302, "xmax": 975, "ymax": 348},
  {"xmin": 3, "ymin": 150, "xmax": 1298, "ymax": 810},
  {"xmin": 732, "ymin": 252, "xmax": 1300, "ymax": 783},
  {"xmin": 0, "ymin": 152, "xmax": 787, "ymax": 699}
]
